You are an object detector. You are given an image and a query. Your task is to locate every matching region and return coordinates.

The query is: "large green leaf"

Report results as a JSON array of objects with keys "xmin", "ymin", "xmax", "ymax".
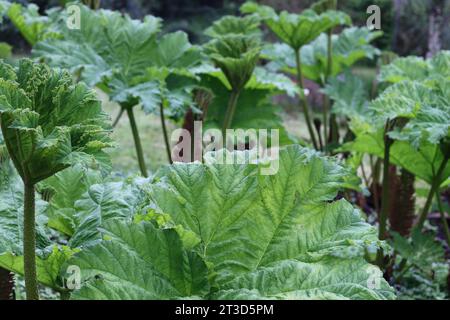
[
  {"xmin": 33, "ymin": 6, "xmax": 202, "ymax": 118},
  {"xmin": 386, "ymin": 80, "xmax": 450, "ymax": 148},
  {"xmin": 264, "ymin": 27, "xmax": 381, "ymax": 82},
  {"xmin": 70, "ymin": 220, "xmax": 210, "ymax": 299},
  {"xmin": 0, "ymin": 59, "xmax": 113, "ymax": 184},
  {"xmin": 204, "ymin": 35, "xmax": 261, "ymax": 92},
  {"xmin": 0, "ymin": 174, "xmax": 50, "ymax": 255},
  {"xmin": 4, "ymin": 2, "xmax": 59, "ymax": 46},
  {"xmin": 371, "ymin": 80, "xmax": 450, "ymax": 148},
  {"xmin": 109, "ymin": 31, "xmax": 204, "ymax": 116},
  {"xmin": 69, "ymin": 180, "xmax": 148, "ymax": 248},
  {"xmin": 241, "ymin": 2, "xmax": 350, "ymax": 50},
  {"xmin": 205, "ymin": 15, "xmax": 261, "ymax": 38},
  {"xmin": 0, "ymin": 246, "xmax": 77, "ymax": 291},
  {"xmin": 371, "ymin": 81, "xmax": 434, "ymax": 123},
  {"xmin": 34, "ymin": 6, "xmax": 160, "ymax": 86},
  {"xmin": 322, "ymin": 72, "xmax": 370, "ymax": 119},
  {"xmin": 341, "ymin": 121, "xmax": 450, "ymax": 186},
  {"xmin": 33, "ymin": 40, "xmax": 112, "ymax": 87},
  {"xmin": 39, "ymin": 165, "xmax": 103, "ymax": 236},
  {"xmin": 69, "ymin": 145, "xmax": 394, "ymax": 299},
  {"xmin": 379, "ymin": 51, "xmax": 450, "ymax": 84}
]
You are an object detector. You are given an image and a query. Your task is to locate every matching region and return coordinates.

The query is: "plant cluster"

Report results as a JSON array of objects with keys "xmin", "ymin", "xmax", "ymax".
[{"xmin": 0, "ymin": 0, "xmax": 448, "ymax": 301}]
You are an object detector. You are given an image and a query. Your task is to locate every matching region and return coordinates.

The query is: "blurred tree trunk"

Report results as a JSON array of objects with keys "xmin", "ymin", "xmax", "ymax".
[
  {"xmin": 426, "ymin": 0, "xmax": 446, "ymax": 58},
  {"xmin": 391, "ymin": 0, "xmax": 406, "ymax": 52}
]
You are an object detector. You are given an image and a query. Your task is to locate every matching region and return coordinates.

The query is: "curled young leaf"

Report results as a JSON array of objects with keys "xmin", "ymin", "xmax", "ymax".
[
  {"xmin": 0, "ymin": 59, "xmax": 113, "ymax": 184},
  {"xmin": 204, "ymin": 35, "xmax": 261, "ymax": 92}
]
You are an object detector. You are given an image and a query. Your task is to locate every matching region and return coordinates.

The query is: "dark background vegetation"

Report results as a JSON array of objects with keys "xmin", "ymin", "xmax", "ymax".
[{"xmin": 1, "ymin": 0, "xmax": 450, "ymax": 57}]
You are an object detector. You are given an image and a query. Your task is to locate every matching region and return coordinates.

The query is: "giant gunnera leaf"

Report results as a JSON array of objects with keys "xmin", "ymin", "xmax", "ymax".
[
  {"xmin": 0, "ymin": 59, "xmax": 113, "ymax": 184},
  {"xmin": 68, "ymin": 145, "xmax": 395, "ymax": 300},
  {"xmin": 241, "ymin": 2, "xmax": 350, "ymax": 50},
  {"xmin": 379, "ymin": 51, "xmax": 450, "ymax": 84},
  {"xmin": 70, "ymin": 220, "xmax": 210, "ymax": 299}
]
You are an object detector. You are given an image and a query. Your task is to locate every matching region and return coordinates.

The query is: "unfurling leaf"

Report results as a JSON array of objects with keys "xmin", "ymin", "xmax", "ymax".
[
  {"xmin": 204, "ymin": 35, "xmax": 261, "ymax": 92},
  {"xmin": 0, "ymin": 59, "xmax": 113, "ymax": 184}
]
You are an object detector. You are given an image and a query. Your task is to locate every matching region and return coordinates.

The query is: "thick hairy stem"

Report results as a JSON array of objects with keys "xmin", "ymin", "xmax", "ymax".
[
  {"xmin": 376, "ymin": 129, "xmax": 393, "ymax": 267},
  {"xmin": 313, "ymin": 119, "xmax": 323, "ymax": 151},
  {"xmin": 24, "ymin": 182, "xmax": 39, "ymax": 300},
  {"xmin": 389, "ymin": 168, "xmax": 415, "ymax": 236},
  {"xmin": 112, "ymin": 107, "xmax": 125, "ymax": 128},
  {"xmin": 159, "ymin": 103, "xmax": 172, "ymax": 164},
  {"xmin": 369, "ymin": 156, "xmax": 381, "ymax": 214},
  {"xmin": 379, "ymin": 136, "xmax": 393, "ymax": 240},
  {"xmin": 415, "ymin": 156, "xmax": 449, "ymax": 229},
  {"xmin": 126, "ymin": 108, "xmax": 148, "ymax": 178},
  {"xmin": 0, "ymin": 267, "xmax": 13, "ymax": 300},
  {"xmin": 222, "ymin": 89, "xmax": 240, "ymax": 138},
  {"xmin": 322, "ymin": 97, "xmax": 330, "ymax": 151},
  {"xmin": 323, "ymin": 30, "xmax": 333, "ymax": 150},
  {"xmin": 436, "ymin": 190, "xmax": 450, "ymax": 246},
  {"xmin": 329, "ymin": 114, "xmax": 339, "ymax": 147},
  {"xmin": 294, "ymin": 49, "xmax": 318, "ymax": 150}
]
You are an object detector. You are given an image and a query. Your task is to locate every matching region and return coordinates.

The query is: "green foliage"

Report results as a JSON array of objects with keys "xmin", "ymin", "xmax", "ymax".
[
  {"xmin": 38, "ymin": 165, "xmax": 103, "ymax": 236},
  {"xmin": 341, "ymin": 120, "xmax": 450, "ymax": 186},
  {"xmin": 0, "ymin": 42, "xmax": 11, "ymax": 59},
  {"xmin": 265, "ymin": 27, "xmax": 381, "ymax": 82},
  {"xmin": 379, "ymin": 51, "xmax": 450, "ymax": 84},
  {"xmin": 69, "ymin": 179, "xmax": 148, "ymax": 248},
  {"xmin": 1, "ymin": 1, "xmax": 448, "ymax": 301},
  {"xmin": 241, "ymin": 2, "xmax": 350, "ymax": 50},
  {"xmin": 342, "ymin": 58, "xmax": 450, "ymax": 187},
  {"xmin": 0, "ymin": 174, "xmax": 50, "ymax": 255},
  {"xmin": 0, "ymin": 1, "xmax": 60, "ymax": 46},
  {"xmin": 70, "ymin": 220, "xmax": 210, "ymax": 299},
  {"xmin": 0, "ymin": 59, "xmax": 112, "ymax": 184},
  {"xmin": 200, "ymin": 75, "xmax": 293, "ymax": 145},
  {"xmin": 67, "ymin": 145, "xmax": 395, "ymax": 300},
  {"xmin": 33, "ymin": 5, "xmax": 202, "ymax": 120},
  {"xmin": 204, "ymin": 35, "xmax": 261, "ymax": 93},
  {"xmin": 205, "ymin": 15, "xmax": 261, "ymax": 38},
  {"xmin": 371, "ymin": 80, "xmax": 449, "ymax": 148},
  {"xmin": 391, "ymin": 230, "xmax": 449, "ymax": 300},
  {"xmin": 0, "ymin": 246, "xmax": 77, "ymax": 292},
  {"xmin": 322, "ymin": 72, "xmax": 370, "ymax": 119},
  {"xmin": 0, "ymin": 165, "xmax": 77, "ymax": 294}
]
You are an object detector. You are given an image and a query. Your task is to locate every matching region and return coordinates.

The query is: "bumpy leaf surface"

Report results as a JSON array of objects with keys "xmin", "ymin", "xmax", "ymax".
[
  {"xmin": 379, "ymin": 51, "xmax": 450, "ymax": 83},
  {"xmin": 33, "ymin": 6, "xmax": 202, "ymax": 118},
  {"xmin": 0, "ymin": 59, "xmax": 112, "ymax": 183},
  {"xmin": 70, "ymin": 220, "xmax": 210, "ymax": 299},
  {"xmin": 68, "ymin": 146, "xmax": 395, "ymax": 300}
]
